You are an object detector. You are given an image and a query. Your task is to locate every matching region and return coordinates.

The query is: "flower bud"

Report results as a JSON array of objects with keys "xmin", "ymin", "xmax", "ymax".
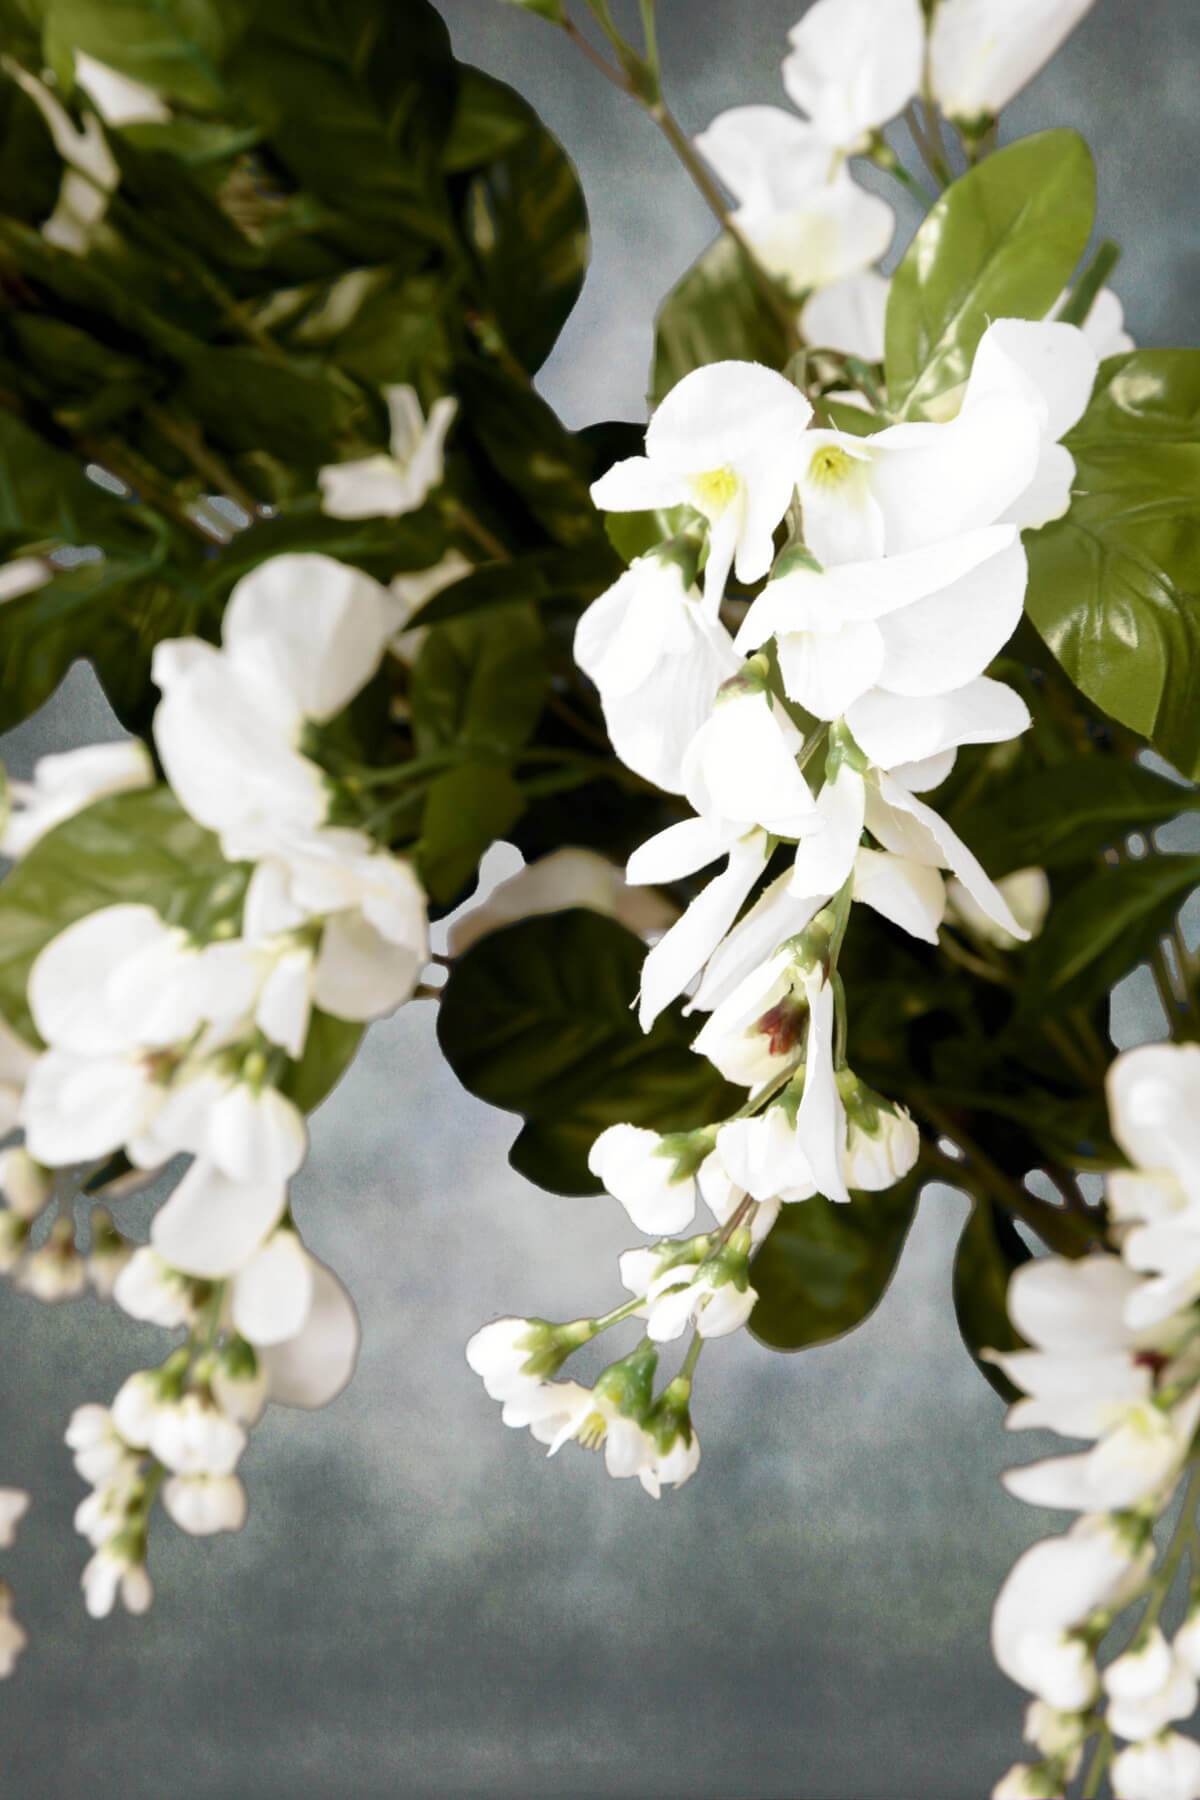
[
  {"xmin": 839, "ymin": 1075, "xmax": 920, "ymax": 1191},
  {"xmin": 0, "ymin": 1148, "xmax": 51, "ymax": 1221},
  {"xmin": 465, "ymin": 1317, "xmax": 577, "ymax": 1402},
  {"xmin": 992, "ymin": 1766, "xmax": 1063, "ymax": 1800},
  {"xmin": 1111, "ymin": 1732, "xmax": 1200, "ymax": 1800},
  {"xmin": 587, "ymin": 1124, "xmax": 713, "ymax": 1234},
  {"xmin": 162, "ymin": 1473, "xmax": 248, "ymax": 1537}
]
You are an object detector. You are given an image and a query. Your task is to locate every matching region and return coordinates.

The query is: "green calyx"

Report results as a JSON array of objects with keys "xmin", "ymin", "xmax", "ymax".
[
  {"xmin": 219, "ymin": 1335, "xmax": 260, "ymax": 1383},
  {"xmin": 644, "ymin": 1376, "xmax": 694, "ymax": 1454},
  {"xmin": 656, "ymin": 1127, "xmax": 717, "ymax": 1183},
  {"xmin": 826, "ymin": 720, "xmax": 869, "ymax": 777},
  {"xmin": 594, "ymin": 1342, "xmax": 659, "ymax": 1423},
  {"xmin": 716, "ymin": 653, "xmax": 771, "ymax": 704}
]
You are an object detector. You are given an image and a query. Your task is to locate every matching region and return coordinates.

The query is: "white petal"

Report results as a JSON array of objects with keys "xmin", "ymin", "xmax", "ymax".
[
  {"xmin": 782, "ymin": 0, "xmax": 924, "ymax": 148},
  {"xmin": 694, "ymin": 106, "xmax": 830, "ymax": 213},
  {"xmin": 151, "ymin": 1160, "xmax": 287, "ymax": 1279},
  {"xmin": 853, "ymin": 848, "xmax": 946, "ymax": 943},
  {"xmin": 259, "ymin": 1260, "xmax": 360, "ymax": 1409},
  {"xmin": 801, "ymin": 270, "xmax": 890, "ymax": 362},
  {"xmin": 875, "ymin": 538, "xmax": 1028, "ymax": 697},
  {"xmin": 789, "ymin": 764, "xmax": 864, "ymax": 896},
  {"xmin": 644, "ymin": 360, "xmax": 813, "ymax": 476},
  {"xmin": 231, "ymin": 1232, "xmax": 315, "ymax": 1346},
  {"xmin": 931, "ymin": 0, "xmax": 1100, "ymax": 123},
  {"xmin": 690, "ymin": 874, "xmax": 821, "ymax": 1014},
  {"xmin": 1008, "ymin": 1255, "xmax": 1146, "ymax": 1354},
  {"xmin": 28, "ymin": 905, "xmax": 168, "ymax": 1055},
  {"xmin": 796, "ymin": 975, "xmax": 849, "ymax": 1204},
  {"xmin": 312, "ymin": 910, "xmax": 421, "ymax": 1021},
  {"xmin": 589, "ymin": 456, "xmax": 689, "ymax": 514},
  {"xmin": 775, "ymin": 618, "xmax": 886, "ymax": 719},
  {"xmin": 223, "ymin": 554, "xmax": 393, "ymax": 724},
  {"xmin": 637, "ymin": 836, "xmax": 769, "ymax": 1030},
  {"xmin": 867, "ymin": 397, "xmax": 1043, "ymax": 545},
  {"xmin": 846, "ymin": 677, "xmax": 1030, "ymax": 770},
  {"xmin": 23, "ymin": 1050, "xmax": 159, "ymax": 1165},
  {"xmin": 626, "ymin": 816, "xmax": 736, "ymax": 886},
  {"xmin": 207, "ymin": 1084, "xmax": 308, "ymax": 1184},
  {"xmin": 869, "ymin": 773, "xmax": 1029, "ymax": 939}
]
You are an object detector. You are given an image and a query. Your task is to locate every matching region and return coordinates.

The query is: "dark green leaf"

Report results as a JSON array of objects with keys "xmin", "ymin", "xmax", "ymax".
[
  {"xmin": 0, "ymin": 787, "xmax": 248, "ymax": 1045},
  {"xmin": 454, "ymin": 355, "xmax": 601, "ymax": 548},
  {"xmin": 1026, "ymin": 351, "xmax": 1200, "ymax": 777},
  {"xmin": 47, "ymin": 0, "xmax": 243, "ymax": 109},
  {"xmin": 417, "ymin": 763, "xmax": 524, "ymax": 904},
  {"xmin": 953, "ymin": 1199, "xmax": 1031, "ymax": 1402},
  {"xmin": 0, "ymin": 412, "xmax": 155, "ymax": 556},
  {"xmin": 653, "ymin": 233, "xmax": 792, "ymax": 405},
  {"xmin": 0, "ymin": 69, "xmax": 60, "ymax": 227},
  {"xmin": 605, "ymin": 506, "xmax": 695, "ymax": 567},
  {"xmin": 952, "ymin": 756, "xmax": 1199, "ymax": 877},
  {"xmin": 411, "ymin": 602, "xmax": 546, "ymax": 758},
  {"xmin": 436, "ymin": 910, "xmax": 739, "ymax": 1195},
  {"xmin": 750, "ymin": 1167, "xmax": 924, "ymax": 1352},
  {"xmin": 459, "ymin": 74, "xmax": 588, "ymax": 372},
  {"xmin": 1022, "ymin": 853, "xmax": 1200, "ymax": 1015},
  {"xmin": 885, "ymin": 131, "xmax": 1095, "ymax": 419},
  {"xmin": 412, "ymin": 544, "xmax": 615, "ymax": 625}
]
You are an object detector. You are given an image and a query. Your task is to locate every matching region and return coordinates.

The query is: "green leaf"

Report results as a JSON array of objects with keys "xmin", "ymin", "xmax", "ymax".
[
  {"xmin": 0, "ymin": 412, "xmax": 155, "ymax": 556},
  {"xmin": 279, "ymin": 1010, "xmax": 364, "ymax": 1113},
  {"xmin": 411, "ymin": 544, "xmax": 614, "ymax": 625},
  {"xmin": 605, "ymin": 506, "xmax": 695, "ymax": 567},
  {"xmin": 0, "ymin": 68, "xmax": 60, "ymax": 227},
  {"xmin": 1025, "ymin": 351, "xmax": 1200, "ymax": 777},
  {"xmin": 47, "ymin": 0, "xmax": 243, "ymax": 109},
  {"xmin": 750, "ymin": 1167, "xmax": 924, "ymax": 1352},
  {"xmin": 417, "ymin": 763, "xmax": 524, "ymax": 904},
  {"xmin": 226, "ymin": 0, "xmax": 456, "ymax": 262},
  {"xmin": 652, "ymin": 233, "xmax": 792, "ymax": 405},
  {"xmin": 1022, "ymin": 853, "xmax": 1200, "ymax": 1016},
  {"xmin": 952, "ymin": 756, "xmax": 1199, "ymax": 877},
  {"xmin": 459, "ymin": 73, "xmax": 588, "ymax": 372},
  {"xmin": 436, "ymin": 910, "xmax": 739, "ymax": 1195},
  {"xmin": 453, "ymin": 355, "xmax": 601, "ymax": 549},
  {"xmin": 885, "ymin": 130, "xmax": 1095, "ymax": 419},
  {"xmin": 411, "ymin": 602, "xmax": 547, "ymax": 759},
  {"xmin": 172, "ymin": 344, "xmax": 368, "ymax": 471},
  {"xmin": 953, "ymin": 1199, "xmax": 1031, "ymax": 1402},
  {"xmin": 0, "ymin": 787, "xmax": 248, "ymax": 1045}
]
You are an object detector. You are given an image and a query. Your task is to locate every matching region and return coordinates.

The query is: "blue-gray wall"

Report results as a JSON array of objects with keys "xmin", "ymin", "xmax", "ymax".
[{"xmin": 1, "ymin": 3, "xmax": 1195, "ymax": 1793}]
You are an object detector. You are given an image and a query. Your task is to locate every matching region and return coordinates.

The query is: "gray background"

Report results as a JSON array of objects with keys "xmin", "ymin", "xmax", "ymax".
[{"xmin": 0, "ymin": 2, "xmax": 1195, "ymax": 1794}]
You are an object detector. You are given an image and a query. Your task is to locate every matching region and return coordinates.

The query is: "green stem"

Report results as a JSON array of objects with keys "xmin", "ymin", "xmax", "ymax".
[
  {"xmin": 440, "ymin": 496, "xmax": 509, "ymax": 562},
  {"xmin": 1060, "ymin": 239, "xmax": 1122, "ymax": 329},
  {"xmin": 1080, "ymin": 1725, "xmax": 1112, "ymax": 1800},
  {"xmin": 920, "ymin": 1109, "xmax": 1099, "ymax": 1257},
  {"xmin": 679, "ymin": 1332, "xmax": 704, "ymax": 1382},
  {"xmin": 144, "ymin": 405, "xmax": 260, "ymax": 517}
]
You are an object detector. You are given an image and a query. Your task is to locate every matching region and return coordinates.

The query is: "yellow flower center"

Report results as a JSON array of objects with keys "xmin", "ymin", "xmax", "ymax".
[
  {"xmin": 689, "ymin": 466, "xmax": 740, "ymax": 519},
  {"xmin": 576, "ymin": 1410, "xmax": 609, "ymax": 1451},
  {"xmin": 806, "ymin": 445, "xmax": 856, "ymax": 489}
]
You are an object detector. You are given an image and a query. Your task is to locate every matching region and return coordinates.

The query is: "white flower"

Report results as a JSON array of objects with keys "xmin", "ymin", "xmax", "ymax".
[
  {"xmin": 1110, "ymin": 1732, "xmax": 1200, "ymax": 1800},
  {"xmin": 318, "ymin": 386, "xmax": 456, "ymax": 520},
  {"xmin": 113, "ymin": 1247, "xmax": 195, "ymax": 1329},
  {"xmin": 0, "ymin": 1490, "xmax": 29, "ymax": 1550},
  {"xmin": 7, "ymin": 63, "xmax": 119, "ymax": 253},
  {"xmin": 801, "ymin": 269, "xmax": 890, "ymax": 361},
  {"xmin": 149, "ymin": 1160, "xmax": 287, "ymax": 1282},
  {"xmin": 162, "ymin": 1474, "xmax": 247, "ymax": 1537},
  {"xmin": 1067, "ymin": 286, "xmax": 1135, "ymax": 361},
  {"xmin": 587, "ymin": 1125, "xmax": 708, "ymax": 1235},
  {"xmin": 716, "ymin": 1105, "xmax": 816, "ymax": 1204},
  {"xmin": 211, "ymin": 1349, "xmax": 269, "ymax": 1429},
  {"xmin": 0, "ymin": 742, "xmax": 154, "ymax": 859},
  {"xmin": 1024, "ymin": 1699, "xmax": 1088, "ymax": 1766},
  {"xmin": 148, "ymin": 1394, "xmax": 245, "ymax": 1478},
  {"xmin": 153, "ymin": 554, "xmax": 394, "ymax": 856},
  {"xmin": 22, "ymin": 1046, "xmax": 164, "ymax": 1168},
  {"xmin": 501, "ymin": 1379, "xmax": 651, "ymax": 1480},
  {"xmin": 948, "ymin": 867, "xmax": 1050, "ymax": 950},
  {"xmin": 992, "ymin": 1767, "xmax": 1062, "ymax": 1800},
  {"xmin": 81, "ymin": 1544, "xmax": 154, "ymax": 1620},
  {"xmin": 0, "ymin": 1591, "xmax": 27, "ymax": 1679},
  {"xmin": 574, "ymin": 551, "xmax": 741, "ymax": 792},
  {"xmin": 1108, "ymin": 1044, "xmax": 1200, "ymax": 1210},
  {"xmin": 74, "ymin": 1471, "xmax": 142, "ymax": 1549},
  {"xmin": 930, "ymin": 0, "xmax": 1099, "ymax": 125},
  {"xmin": 1176, "ymin": 1611, "xmax": 1200, "ymax": 1680},
  {"xmin": 110, "ymin": 1372, "xmax": 163, "ymax": 1450},
  {"xmin": 65, "ymin": 1405, "xmax": 131, "ymax": 1488},
  {"xmin": 843, "ymin": 1095, "xmax": 920, "ymax": 1191},
  {"xmin": 254, "ymin": 1258, "xmax": 361, "ymax": 1411},
  {"xmin": 27, "ymin": 903, "xmax": 210, "ymax": 1059},
  {"xmin": 1105, "ymin": 1629, "xmax": 1175, "ymax": 1704},
  {"xmin": 640, "ymin": 1425, "xmax": 701, "ymax": 1499},
  {"xmin": 683, "ymin": 685, "xmax": 818, "ymax": 839},
  {"xmin": 696, "ymin": 108, "xmax": 894, "ymax": 295},
  {"xmin": 1106, "ymin": 1652, "xmax": 1197, "ymax": 1745},
  {"xmin": 466, "ymin": 1317, "xmax": 559, "ymax": 1403},
  {"xmin": 992, "ymin": 1517, "xmax": 1152, "ymax": 1707},
  {"xmin": 864, "ymin": 768, "xmax": 1031, "ymax": 943},
  {"xmin": 228, "ymin": 1229, "xmax": 315, "ymax": 1348},
  {"xmin": 637, "ymin": 1262, "xmax": 757, "ymax": 1342},
  {"xmin": 1004, "ymin": 1393, "xmax": 1200, "ymax": 1515},
  {"xmin": 0, "ymin": 1149, "xmax": 50, "ymax": 1222},
  {"xmin": 18, "ymin": 1222, "xmax": 87, "ymax": 1303},
  {"xmin": 0, "ymin": 1015, "xmax": 34, "ymax": 1136},
  {"xmin": 782, "ymin": 0, "xmax": 925, "ymax": 151},
  {"xmin": 132, "ymin": 1070, "xmax": 308, "ymax": 1186},
  {"xmin": 74, "ymin": 52, "xmax": 170, "ymax": 125},
  {"xmin": 447, "ymin": 848, "xmax": 676, "ymax": 959},
  {"xmin": 590, "ymin": 361, "xmax": 814, "ymax": 607},
  {"xmin": 692, "ymin": 947, "xmax": 809, "ymax": 1091}
]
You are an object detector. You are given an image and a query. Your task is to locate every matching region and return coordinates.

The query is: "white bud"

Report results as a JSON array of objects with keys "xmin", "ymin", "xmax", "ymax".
[
  {"xmin": 992, "ymin": 1766, "xmax": 1062, "ymax": 1800},
  {"xmin": 465, "ymin": 1317, "xmax": 557, "ymax": 1403},
  {"xmin": 587, "ymin": 1125, "xmax": 702, "ymax": 1235},
  {"xmin": 1104, "ymin": 1629, "xmax": 1174, "ymax": 1704},
  {"xmin": 1111, "ymin": 1732, "xmax": 1200, "ymax": 1800},
  {"xmin": 81, "ymin": 1544, "xmax": 153, "ymax": 1620},
  {"xmin": 109, "ymin": 1373, "xmax": 162, "ymax": 1450},
  {"xmin": 0, "ymin": 1149, "xmax": 51, "ymax": 1221},
  {"xmin": 147, "ymin": 1394, "xmax": 245, "ymax": 1477},
  {"xmin": 113, "ymin": 1248, "xmax": 194, "ymax": 1329},
  {"xmin": 162, "ymin": 1473, "xmax": 247, "ymax": 1536},
  {"xmin": 843, "ymin": 1101, "xmax": 920, "ymax": 1191}
]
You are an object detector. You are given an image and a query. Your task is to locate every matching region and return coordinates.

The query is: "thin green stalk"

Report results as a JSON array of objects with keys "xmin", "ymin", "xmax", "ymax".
[
  {"xmin": 679, "ymin": 1332, "xmax": 704, "ymax": 1382},
  {"xmin": 1060, "ymin": 239, "xmax": 1122, "ymax": 329}
]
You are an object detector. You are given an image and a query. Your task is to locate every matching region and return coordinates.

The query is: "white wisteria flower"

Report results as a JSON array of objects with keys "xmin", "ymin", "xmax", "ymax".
[
  {"xmin": 781, "ymin": 0, "xmax": 925, "ymax": 152},
  {"xmin": 161, "ymin": 1474, "xmax": 248, "ymax": 1537},
  {"xmin": 800, "ymin": 269, "xmax": 890, "ymax": 361},
  {"xmin": 1110, "ymin": 1732, "xmax": 1200, "ymax": 1800},
  {"xmin": 73, "ymin": 52, "xmax": 170, "ymax": 126},
  {"xmin": 591, "ymin": 361, "xmax": 815, "ymax": 608},
  {"xmin": 1104, "ymin": 1631, "xmax": 1198, "ymax": 1743},
  {"xmin": 588, "ymin": 1125, "xmax": 715, "ymax": 1236},
  {"xmin": 318, "ymin": 385, "xmax": 457, "ymax": 520},
  {"xmin": 113, "ymin": 1249, "xmax": 196, "ymax": 1330},
  {"xmin": 153, "ymin": 553, "xmax": 395, "ymax": 858},
  {"xmin": 81, "ymin": 1542, "xmax": 154, "ymax": 1621},
  {"xmin": 624, "ymin": 1257, "xmax": 757, "ymax": 1343},
  {"xmin": 695, "ymin": 108, "xmax": 894, "ymax": 295},
  {"xmin": 929, "ymin": 0, "xmax": 1100, "ymax": 126},
  {"xmin": 0, "ymin": 741, "xmax": 154, "ymax": 860},
  {"xmin": 573, "ymin": 549, "xmax": 741, "ymax": 792},
  {"xmin": 466, "ymin": 1317, "xmax": 564, "ymax": 1403}
]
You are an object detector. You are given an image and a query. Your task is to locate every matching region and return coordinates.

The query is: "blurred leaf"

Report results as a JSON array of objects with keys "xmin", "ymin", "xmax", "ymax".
[
  {"xmin": 437, "ymin": 910, "xmax": 739, "ymax": 1195},
  {"xmin": 952, "ymin": 756, "xmax": 1199, "ymax": 877},
  {"xmin": 0, "ymin": 787, "xmax": 248, "ymax": 1045},
  {"xmin": 459, "ymin": 72, "xmax": 588, "ymax": 372},
  {"xmin": 279, "ymin": 1010, "xmax": 364, "ymax": 1113},
  {"xmin": 417, "ymin": 763, "xmax": 524, "ymax": 904},
  {"xmin": 953, "ymin": 1198, "xmax": 1031, "ymax": 1402},
  {"xmin": 751, "ymin": 1167, "xmax": 924, "ymax": 1352},
  {"xmin": 411, "ymin": 602, "xmax": 546, "ymax": 758},
  {"xmin": 1026, "ymin": 350, "xmax": 1200, "ymax": 777},
  {"xmin": 653, "ymin": 233, "xmax": 792, "ymax": 405},
  {"xmin": 454, "ymin": 355, "xmax": 601, "ymax": 548},
  {"xmin": 442, "ymin": 64, "xmax": 531, "ymax": 172},
  {"xmin": 412, "ymin": 544, "xmax": 615, "ymax": 625},
  {"xmin": 172, "ymin": 344, "xmax": 367, "ymax": 469},
  {"xmin": 47, "ymin": 0, "xmax": 243, "ymax": 109},
  {"xmin": 0, "ymin": 68, "xmax": 60, "ymax": 227},
  {"xmin": 885, "ymin": 130, "xmax": 1095, "ymax": 419},
  {"xmin": 605, "ymin": 506, "xmax": 695, "ymax": 567},
  {"xmin": 0, "ymin": 412, "xmax": 154, "ymax": 556},
  {"xmin": 1022, "ymin": 853, "xmax": 1200, "ymax": 1015}
]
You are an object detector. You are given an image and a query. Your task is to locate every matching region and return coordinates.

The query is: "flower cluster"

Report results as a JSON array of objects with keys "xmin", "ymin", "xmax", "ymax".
[
  {"xmin": 468, "ymin": 242, "xmax": 1089, "ymax": 1483},
  {"xmin": 694, "ymin": 0, "xmax": 1108, "ymax": 364},
  {"xmin": 0, "ymin": 550, "xmax": 433, "ymax": 1614},
  {"xmin": 991, "ymin": 1044, "xmax": 1200, "ymax": 1800}
]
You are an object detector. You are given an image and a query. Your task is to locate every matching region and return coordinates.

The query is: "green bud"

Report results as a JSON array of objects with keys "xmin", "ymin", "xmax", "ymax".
[
  {"xmin": 219, "ymin": 1335, "xmax": 260, "ymax": 1383},
  {"xmin": 594, "ymin": 1343, "xmax": 658, "ymax": 1424},
  {"xmin": 644, "ymin": 1377, "xmax": 694, "ymax": 1455}
]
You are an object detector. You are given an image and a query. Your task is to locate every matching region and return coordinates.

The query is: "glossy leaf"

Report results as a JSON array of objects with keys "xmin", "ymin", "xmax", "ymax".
[
  {"xmin": 885, "ymin": 130, "xmax": 1095, "ymax": 419},
  {"xmin": 417, "ymin": 763, "xmax": 524, "ymax": 905},
  {"xmin": 410, "ymin": 603, "xmax": 546, "ymax": 759},
  {"xmin": 953, "ymin": 756, "xmax": 1199, "ymax": 877},
  {"xmin": 411, "ymin": 544, "xmax": 616, "ymax": 626},
  {"xmin": 1022, "ymin": 853, "xmax": 1200, "ymax": 1016},
  {"xmin": 653, "ymin": 234, "xmax": 792, "ymax": 405},
  {"xmin": 279, "ymin": 1011, "xmax": 364, "ymax": 1114},
  {"xmin": 751, "ymin": 1167, "xmax": 924, "ymax": 1353},
  {"xmin": 953, "ymin": 1199, "xmax": 1031, "ymax": 1403},
  {"xmin": 0, "ymin": 787, "xmax": 248, "ymax": 1045},
  {"xmin": 47, "ymin": 0, "xmax": 243, "ymax": 109},
  {"xmin": 1026, "ymin": 351, "xmax": 1200, "ymax": 777},
  {"xmin": 436, "ymin": 910, "xmax": 739, "ymax": 1196},
  {"xmin": 0, "ymin": 68, "xmax": 60, "ymax": 227}
]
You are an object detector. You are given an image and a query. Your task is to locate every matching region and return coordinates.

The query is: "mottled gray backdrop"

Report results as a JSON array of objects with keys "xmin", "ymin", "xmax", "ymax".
[{"xmin": 1, "ymin": 2, "xmax": 1196, "ymax": 1794}]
